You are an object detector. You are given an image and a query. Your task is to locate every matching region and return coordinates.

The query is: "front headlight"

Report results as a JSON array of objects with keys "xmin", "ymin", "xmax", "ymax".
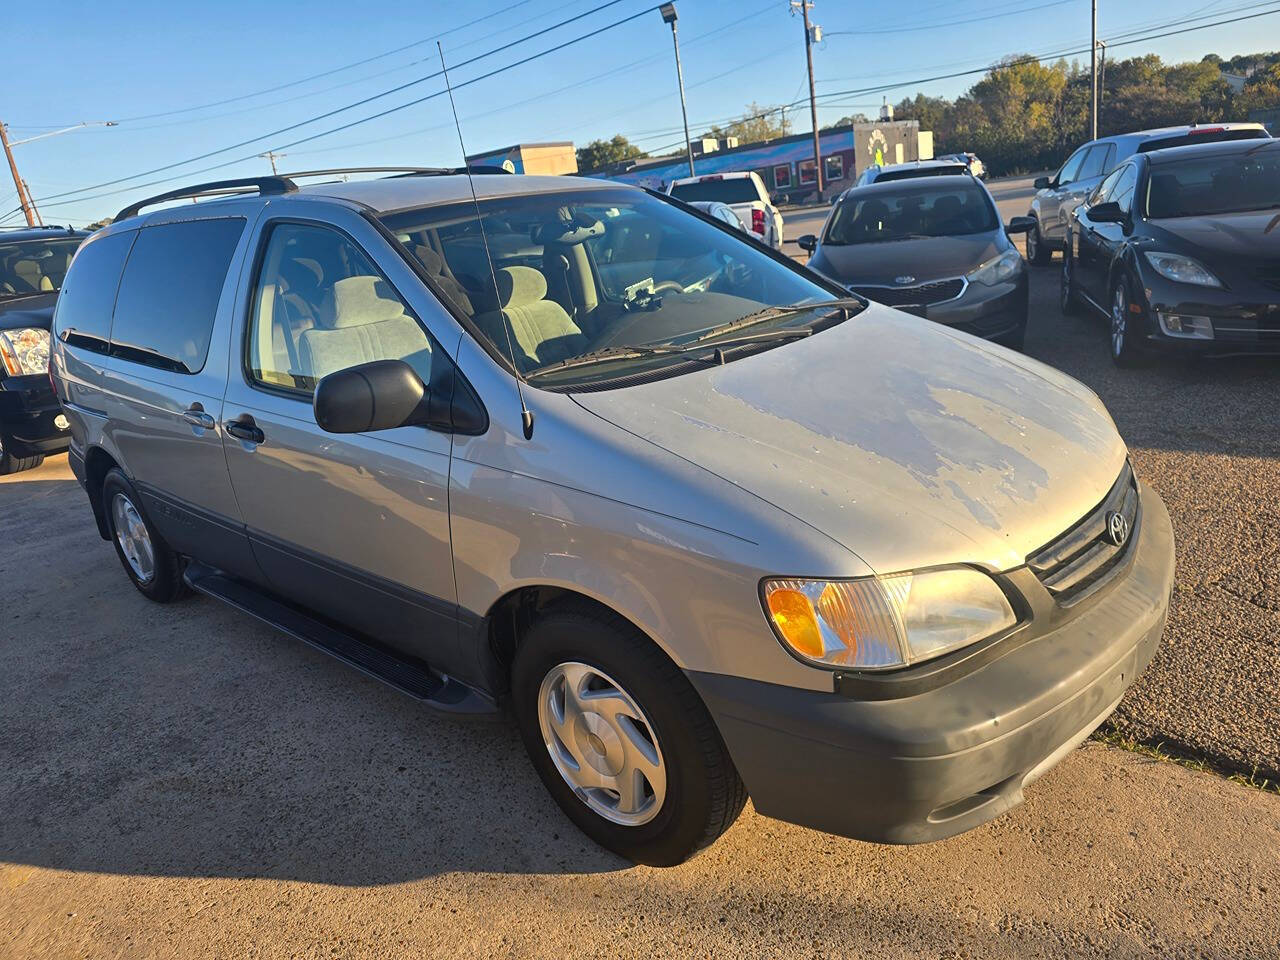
[
  {"xmin": 1143, "ymin": 252, "xmax": 1222, "ymax": 288},
  {"xmin": 762, "ymin": 568, "xmax": 1017, "ymax": 670},
  {"xmin": 967, "ymin": 248, "xmax": 1022, "ymax": 286},
  {"xmin": 0, "ymin": 327, "xmax": 51, "ymax": 377}
]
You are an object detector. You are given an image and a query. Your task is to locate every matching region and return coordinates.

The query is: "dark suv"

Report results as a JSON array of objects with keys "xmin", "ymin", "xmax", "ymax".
[{"xmin": 0, "ymin": 225, "xmax": 89, "ymax": 473}]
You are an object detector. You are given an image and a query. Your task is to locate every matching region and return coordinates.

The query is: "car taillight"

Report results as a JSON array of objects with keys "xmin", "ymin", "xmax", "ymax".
[
  {"xmin": 1189, "ymin": 126, "xmax": 1226, "ymax": 135},
  {"xmin": 752, "ymin": 208, "xmax": 766, "ymax": 236}
]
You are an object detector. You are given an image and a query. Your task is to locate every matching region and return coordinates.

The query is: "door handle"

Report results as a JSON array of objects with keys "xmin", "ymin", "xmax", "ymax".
[
  {"xmin": 225, "ymin": 416, "xmax": 265, "ymax": 445},
  {"xmin": 182, "ymin": 406, "xmax": 215, "ymax": 430}
]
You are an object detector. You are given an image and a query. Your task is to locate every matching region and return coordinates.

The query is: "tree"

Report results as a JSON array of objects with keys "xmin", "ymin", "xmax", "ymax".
[
  {"xmin": 1234, "ymin": 63, "xmax": 1280, "ymax": 115},
  {"xmin": 575, "ymin": 134, "xmax": 645, "ymax": 171},
  {"xmin": 701, "ymin": 102, "xmax": 791, "ymax": 145},
  {"xmin": 822, "ymin": 113, "xmax": 869, "ymax": 130}
]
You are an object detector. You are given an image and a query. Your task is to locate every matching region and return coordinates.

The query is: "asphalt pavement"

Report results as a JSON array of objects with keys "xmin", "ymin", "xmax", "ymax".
[{"xmin": 3, "ymin": 177, "xmax": 1280, "ymax": 956}]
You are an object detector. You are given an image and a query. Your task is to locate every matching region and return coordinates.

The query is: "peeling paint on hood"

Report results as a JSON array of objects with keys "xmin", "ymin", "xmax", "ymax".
[{"xmin": 573, "ymin": 305, "xmax": 1128, "ymax": 573}]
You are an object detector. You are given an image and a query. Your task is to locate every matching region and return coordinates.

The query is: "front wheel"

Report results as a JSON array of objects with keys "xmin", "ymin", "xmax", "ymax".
[
  {"xmin": 1060, "ymin": 249, "xmax": 1083, "ymax": 316},
  {"xmin": 512, "ymin": 603, "xmax": 746, "ymax": 866},
  {"xmin": 1026, "ymin": 220, "xmax": 1051, "ymax": 265},
  {"xmin": 0, "ymin": 434, "xmax": 44, "ymax": 475},
  {"xmin": 1109, "ymin": 274, "xmax": 1146, "ymax": 368}
]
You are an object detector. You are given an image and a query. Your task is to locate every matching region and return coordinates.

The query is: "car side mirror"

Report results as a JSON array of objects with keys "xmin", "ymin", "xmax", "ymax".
[
  {"xmin": 1034, "ymin": 176, "xmax": 1052, "ymax": 190},
  {"xmin": 313, "ymin": 359, "xmax": 428, "ymax": 434},
  {"xmin": 1088, "ymin": 200, "xmax": 1126, "ymax": 224},
  {"xmin": 1005, "ymin": 216, "xmax": 1035, "ymax": 235},
  {"xmin": 796, "ymin": 234, "xmax": 818, "ymax": 252}
]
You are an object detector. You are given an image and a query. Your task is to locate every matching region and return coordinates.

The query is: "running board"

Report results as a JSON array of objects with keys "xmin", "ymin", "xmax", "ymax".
[{"xmin": 184, "ymin": 562, "xmax": 498, "ymax": 717}]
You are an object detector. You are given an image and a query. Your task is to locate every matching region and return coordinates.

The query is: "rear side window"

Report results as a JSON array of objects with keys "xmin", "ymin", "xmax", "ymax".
[
  {"xmin": 670, "ymin": 178, "xmax": 761, "ymax": 204},
  {"xmin": 110, "ymin": 218, "xmax": 244, "ymax": 374},
  {"xmin": 1076, "ymin": 145, "xmax": 1109, "ymax": 181},
  {"xmin": 54, "ymin": 231, "xmax": 136, "ymax": 355}
]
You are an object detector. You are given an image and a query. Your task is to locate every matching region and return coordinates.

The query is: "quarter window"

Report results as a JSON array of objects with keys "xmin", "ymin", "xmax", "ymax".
[
  {"xmin": 109, "ymin": 218, "xmax": 245, "ymax": 374},
  {"xmin": 247, "ymin": 222, "xmax": 436, "ymax": 395},
  {"xmin": 53, "ymin": 231, "xmax": 135, "ymax": 355}
]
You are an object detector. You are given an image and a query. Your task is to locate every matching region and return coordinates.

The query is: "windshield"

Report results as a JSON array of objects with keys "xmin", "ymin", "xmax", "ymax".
[
  {"xmin": 669, "ymin": 178, "xmax": 761, "ymax": 204},
  {"xmin": 823, "ymin": 181, "xmax": 998, "ymax": 245},
  {"xmin": 1146, "ymin": 147, "xmax": 1280, "ymax": 218},
  {"xmin": 0, "ymin": 236, "xmax": 84, "ymax": 299},
  {"xmin": 380, "ymin": 188, "xmax": 844, "ymax": 389}
]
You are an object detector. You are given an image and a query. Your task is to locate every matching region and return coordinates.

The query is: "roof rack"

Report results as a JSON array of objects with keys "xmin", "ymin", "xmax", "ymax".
[
  {"xmin": 114, "ymin": 165, "xmax": 513, "ymax": 222},
  {"xmin": 115, "ymin": 176, "xmax": 296, "ymax": 222}
]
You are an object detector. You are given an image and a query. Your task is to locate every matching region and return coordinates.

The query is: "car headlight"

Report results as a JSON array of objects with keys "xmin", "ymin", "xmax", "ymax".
[
  {"xmin": 762, "ymin": 568, "xmax": 1017, "ymax": 670},
  {"xmin": 967, "ymin": 248, "xmax": 1022, "ymax": 286},
  {"xmin": 1143, "ymin": 252, "xmax": 1222, "ymax": 288},
  {"xmin": 0, "ymin": 327, "xmax": 51, "ymax": 377}
]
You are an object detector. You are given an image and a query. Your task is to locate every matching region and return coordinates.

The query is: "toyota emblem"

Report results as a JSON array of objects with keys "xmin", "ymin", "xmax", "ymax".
[{"xmin": 1105, "ymin": 511, "xmax": 1129, "ymax": 547}]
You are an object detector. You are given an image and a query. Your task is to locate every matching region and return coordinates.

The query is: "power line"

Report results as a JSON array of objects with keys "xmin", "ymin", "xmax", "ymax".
[{"xmin": 825, "ymin": 0, "xmax": 1074, "ymax": 37}]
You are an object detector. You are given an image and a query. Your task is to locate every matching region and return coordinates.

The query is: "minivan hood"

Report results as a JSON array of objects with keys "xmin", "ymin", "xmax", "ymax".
[
  {"xmin": 810, "ymin": 233, "xmax": 1000, "ymax": 287},
  {"xmin": 573, "ymin": 306, "xmax": 1127, "ymax": 574}
]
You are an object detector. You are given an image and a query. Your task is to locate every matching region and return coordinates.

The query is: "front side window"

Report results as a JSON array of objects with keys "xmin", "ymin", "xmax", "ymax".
[
  {"xmin": 1145, "ymin": 147, "xmax": 1280, "ymax": 218},
  {"xmin": 381, "ymin": 187, "xmax": 844, "ymax": 389},
  {"xmin": 823, "ymin": 181, "xmax": 999, "ymax": 245},
  {"xmin": 1090, "ymin": 165, "xmax": 1126, "ymax": 205},
  {"xmin": 110, "ymin": 218, "xmax": 244, "ymax": 374},
  {"xmin": 247, "ymin": 222, "xmax": 436, "ymax": 395},
  {"xmin": 0, "ymin": 236, "xmax": 85, "ymax": 299},
  {"xmin": 1109, "ymin": 165, "xmax": 1140, "ymax": 216},
  {"xmin": 1057, "ymin": 148, "xmax": 1088, "ymax": 186}
]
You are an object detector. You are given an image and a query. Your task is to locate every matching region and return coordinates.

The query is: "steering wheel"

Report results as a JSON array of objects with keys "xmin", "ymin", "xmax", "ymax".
[{"xmin": 651, "ymin": 280, "xmax": 685, "ymax": 295}]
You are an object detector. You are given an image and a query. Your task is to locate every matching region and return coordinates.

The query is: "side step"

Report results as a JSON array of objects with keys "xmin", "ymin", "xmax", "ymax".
[{"xmin": 184, "ymin": 562, "xmax": 498, "ymax": 718}]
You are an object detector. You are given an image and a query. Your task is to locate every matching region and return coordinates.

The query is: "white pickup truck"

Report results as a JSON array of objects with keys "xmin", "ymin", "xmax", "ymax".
[{"xmin": 667, "ymin": 171, "xmax": 784, "ymax": 250}]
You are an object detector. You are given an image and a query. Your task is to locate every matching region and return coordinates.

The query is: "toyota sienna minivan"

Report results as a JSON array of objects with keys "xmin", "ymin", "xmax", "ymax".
[{"xmin": 51, "ymin": 168, "xmax": 1174, "ymax": 866}]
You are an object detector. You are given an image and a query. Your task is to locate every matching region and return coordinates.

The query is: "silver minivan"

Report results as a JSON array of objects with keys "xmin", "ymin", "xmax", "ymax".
[{"xmin": 52, "ymin": 169, "xmax": 1174, "ymax": 866}]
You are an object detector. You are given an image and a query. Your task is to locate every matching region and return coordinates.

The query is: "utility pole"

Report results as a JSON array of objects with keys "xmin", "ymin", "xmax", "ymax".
[
  {"xmin": 1090, "ymin": 0, "xmax": 1098, "ymax": 141},
  {"xmin": 0, "ymin": 121, "xmax": 36, "ymax": 227},
  {"xmin": 659, "ymin": 4, "xmax": 695, "ymax": 177},
  {"xmin": 792, "ymin": 0, "xmax": 823, "ymax": 196},
  {"xmin": 22, "ymin": 180, "xmax": 43, "ymax": 225},
  {"xmin": 260, "ymin": 151, "xmax": 286, "ymax": 174}
]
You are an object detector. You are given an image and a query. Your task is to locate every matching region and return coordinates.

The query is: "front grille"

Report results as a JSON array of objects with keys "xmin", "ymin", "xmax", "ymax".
[
  {"xmin": 1027, "ymin": 463, "xmax": 1139, "ymax": 604},
  {"xmin": 852, "ymin": 277, "xmax": 965, "ymax": 307}
]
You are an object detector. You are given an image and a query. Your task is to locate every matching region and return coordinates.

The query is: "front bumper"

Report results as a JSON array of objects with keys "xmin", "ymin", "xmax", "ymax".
[
  {"xmin": 689, "ymin": 481, "xmax": 1175, "ymax": 845},
  {"xmin": 1136, "ymin": 270, "xmax": 1280, "ymax": 355},
  {"xmin": 923, "ymin": 272, "xmax": 1029, "ymax": 341},
  {"xmin": 0, "ymin": 372, "xmax": 70, "ymax": 456}
]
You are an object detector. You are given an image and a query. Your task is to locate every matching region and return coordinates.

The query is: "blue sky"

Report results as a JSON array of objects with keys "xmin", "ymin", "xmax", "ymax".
[{"xmin": 3, "ymin": 0, "xmax": 1272, "ymax": 225}]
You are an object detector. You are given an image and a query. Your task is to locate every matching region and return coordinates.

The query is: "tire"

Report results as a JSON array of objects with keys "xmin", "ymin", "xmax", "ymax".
[
  {"xmin": 511, "ymin": 602, "xmax": 747, "ymax": 866},
  {"xmin": 0, "ymin": 434, "xmax": 44, "ymax": 475},
  {"xmin": 102, "ymin": 468, "xmax": 186, "ymax": 602},
  {"xmin": 1108, "ymin": 273, "xmax": 1146, "ymax": 368},
  {"xmin": 1060, "ymin": 247, "xmax": 1083, "ymax": 316},
  {"xmin": 1025, "ymin": 219, "xmax": 1051, "ymax": 265}
]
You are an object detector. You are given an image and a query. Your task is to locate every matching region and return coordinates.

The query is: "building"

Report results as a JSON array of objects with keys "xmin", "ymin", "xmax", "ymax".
[
  {"xmin": 465, "ymin": 141, "xmax": 577, "ymax": 175},
  {"xmin": 585, "ymin": 120, "xmax": 925, "ymax": 202}
]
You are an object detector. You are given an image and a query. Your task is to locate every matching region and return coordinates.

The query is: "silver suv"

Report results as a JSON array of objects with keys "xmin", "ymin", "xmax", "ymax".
[{"xmin": 52, "ymin": 168, "xmax": 1174, "ymax": 866}]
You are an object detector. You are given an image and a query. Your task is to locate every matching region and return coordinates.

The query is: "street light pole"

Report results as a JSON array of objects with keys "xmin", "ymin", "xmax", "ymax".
[
  {"xmin": 793, "ymin": 0, "xmax": 823, "ymax": 196},
  {"xmin": 1090, "ymin": 0, "xmax": 1098, "ymax": 141},
  {"xmin": 659, "ymin": 3, "xmax": 695, "ymax": 178}
]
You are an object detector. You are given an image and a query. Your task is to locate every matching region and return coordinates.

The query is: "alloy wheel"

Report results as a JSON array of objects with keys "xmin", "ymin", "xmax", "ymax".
[
  {"xmin": 1111, "ymin": 284, "xmax": 1128, "ymax": 358},
  {"xmin": 112, "ymin": 492, "xmax": 156, "ymax": 583},
  {"xmin": 537, "ymin": 661, "xmax": 667, "ymax": 826},
  {"xmin": 1026, "ymin": 227, "xmax": 1038, "ymax": 261}
]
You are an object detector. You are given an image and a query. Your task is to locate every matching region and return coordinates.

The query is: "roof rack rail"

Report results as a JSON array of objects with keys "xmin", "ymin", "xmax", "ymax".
[
  {"xmin": 115, "ymin": 176, "xmax": 297, "ymax": 222},
  {"xmin": 276, "ymin": 165, "xmax": 514, "ymax": 179}
]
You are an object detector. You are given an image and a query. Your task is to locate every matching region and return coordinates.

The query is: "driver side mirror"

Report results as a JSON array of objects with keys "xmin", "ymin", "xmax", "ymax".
[
  {"xmin": 1088, "ymin": 200, "xmax": 1126, "ymax": 224},
  {"xmin": 1034, "ymin": 176, "xmax": 1052, "ymax": 190},
  {"xmin": 796, "ymin": 234, "xmax": 818, "ymax": 253},
  {"xmin": 314, "ymin": 359, "xmax": 429, "ymax": 434},
  {"xmin": 1005, "ymin": 216, "xmax": 1035, "ymax": 235}
]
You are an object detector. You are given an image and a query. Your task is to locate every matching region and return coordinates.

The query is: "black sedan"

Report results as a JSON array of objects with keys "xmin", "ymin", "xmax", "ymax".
[
  {"xmin": 797, "ymin": 176, "xmax": 1033, "ymax": 348},
  {"xmin": 1062, "ymin": 138, "xmax": 1280, "ymax": 366},
  {"xmin": 0, "ymin": 226, "xmax": 88, "ymax": 473}
]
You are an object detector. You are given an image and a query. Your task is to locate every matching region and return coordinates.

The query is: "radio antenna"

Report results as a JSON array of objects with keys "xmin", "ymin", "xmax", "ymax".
[{"xmin": 437, "ymin": 41, "xmax": 534, "ymax": 440}]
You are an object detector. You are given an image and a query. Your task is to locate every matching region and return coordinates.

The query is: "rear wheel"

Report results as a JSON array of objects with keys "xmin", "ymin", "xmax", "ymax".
[
  {"xmin": 511, "ymin": 603, "xmax": 746, "ymax": 866},
  {"xmin": 0, "ymin": 434, "xmax": 44, "ymax": 475},
  {"xmin": 1025, "ymin": 220, "xmax": 1051, "ymax": 265},
  {"xmin": 102, "ymin": 468, "xmax": 185, "ymax": 602}
]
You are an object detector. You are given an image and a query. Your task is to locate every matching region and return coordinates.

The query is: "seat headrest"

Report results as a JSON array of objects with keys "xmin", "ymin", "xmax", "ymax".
[
  {"xmin": 496, "ymin": 266, "xmax": 547, "ymax": 308},
  {"xmin": 414, "ymin": 244, "xmax": 445, "ymax": 275},
  {"xmin": 330, "ymin": 276, "xmax": 407, "ymax": 328}
]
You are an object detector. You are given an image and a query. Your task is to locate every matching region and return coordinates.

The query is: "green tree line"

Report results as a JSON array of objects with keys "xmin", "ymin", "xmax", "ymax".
[{"xmin": 895, "ymin": 50, "xmax": 1280, "ymax": 177}]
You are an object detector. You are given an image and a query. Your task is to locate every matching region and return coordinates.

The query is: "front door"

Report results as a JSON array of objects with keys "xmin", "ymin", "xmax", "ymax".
[
  {"xmin": 220, "ymin": 209, "xmax": 462, "ymax": 671},
  {"xmin": 1079, "ymin": 163, "xmax": 1139, "ymax": 305}
]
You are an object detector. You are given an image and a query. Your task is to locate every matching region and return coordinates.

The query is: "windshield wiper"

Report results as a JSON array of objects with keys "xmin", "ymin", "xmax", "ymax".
[{"xmin": 686, "ymin": 297, "xmax": 864, "ymax": 344}]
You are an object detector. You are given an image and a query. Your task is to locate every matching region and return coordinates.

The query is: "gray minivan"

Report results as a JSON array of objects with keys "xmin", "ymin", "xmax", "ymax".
[{"xmin": 51, "ymin": 168, "xmax": 1174, "ymax": 866}]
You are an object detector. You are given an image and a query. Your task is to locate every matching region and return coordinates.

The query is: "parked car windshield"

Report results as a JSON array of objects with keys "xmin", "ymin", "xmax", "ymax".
[
  {"xmin": 0, "ymin": 236, "xmax": 84, "ymax": 299},
  {"xmin": 875, "ymin": 165, "xmax": 966, "ymax": 182},
  {"xmin": 380, "ymin": 187, "xmax": 845, "ymax": 388},
  {"xmin": 823, "ymin": 180, "xmax": 998, "ymax": 245},
  {"xmin": 1146, "ymin": 147, "xmax": 1280, "ymax": 218},
  {"xmin": 669, "ymin": 178, "xmax": 761, "ymax": 204}
]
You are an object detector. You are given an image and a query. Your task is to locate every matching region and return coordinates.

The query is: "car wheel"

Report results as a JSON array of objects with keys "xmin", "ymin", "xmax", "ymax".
[
  {"xmin": 1109, "ymin": 274, "xmax": 1145, "ymax": 368},
  {"xmin": 511, "ymin": 602, "xmax": 746, "ymax": 866},
  {"xmin": 1025, "ymin": 221, "xmax": 1051, "ymax": 265},
  {"xmin": 1060, "ymin": 249, "xmax": 1082, "ymax": 316},
  {"xmin": 0, "ymin": 434, "xmax": 44, "ymax": 475},
  {"xmin": 102, "ymin": 468, "xmax": 186, "ymax": 602}
]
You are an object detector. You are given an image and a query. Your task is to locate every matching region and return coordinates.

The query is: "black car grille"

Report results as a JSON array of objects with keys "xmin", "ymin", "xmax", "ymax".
[
  {"xmin": 1026, "ymin": 463, "xmax": 1140, "ymax": 604},
  {"xmin": 852, "ymin": 278, "xmax": 965, "ymax": 307}
]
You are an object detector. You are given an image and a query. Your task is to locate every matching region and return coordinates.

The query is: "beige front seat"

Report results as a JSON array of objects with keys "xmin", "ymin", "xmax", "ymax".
[
  {"xmin": 475, "ymin": 266, "xmax": 586, "ymax": 369},
  {"xmin": 298, "ymin": 276, "xmax": 432, "ymax": 384},
  {"xmin": 13, "ymin": 260, "xmax": 53, "ymax": 292}
]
